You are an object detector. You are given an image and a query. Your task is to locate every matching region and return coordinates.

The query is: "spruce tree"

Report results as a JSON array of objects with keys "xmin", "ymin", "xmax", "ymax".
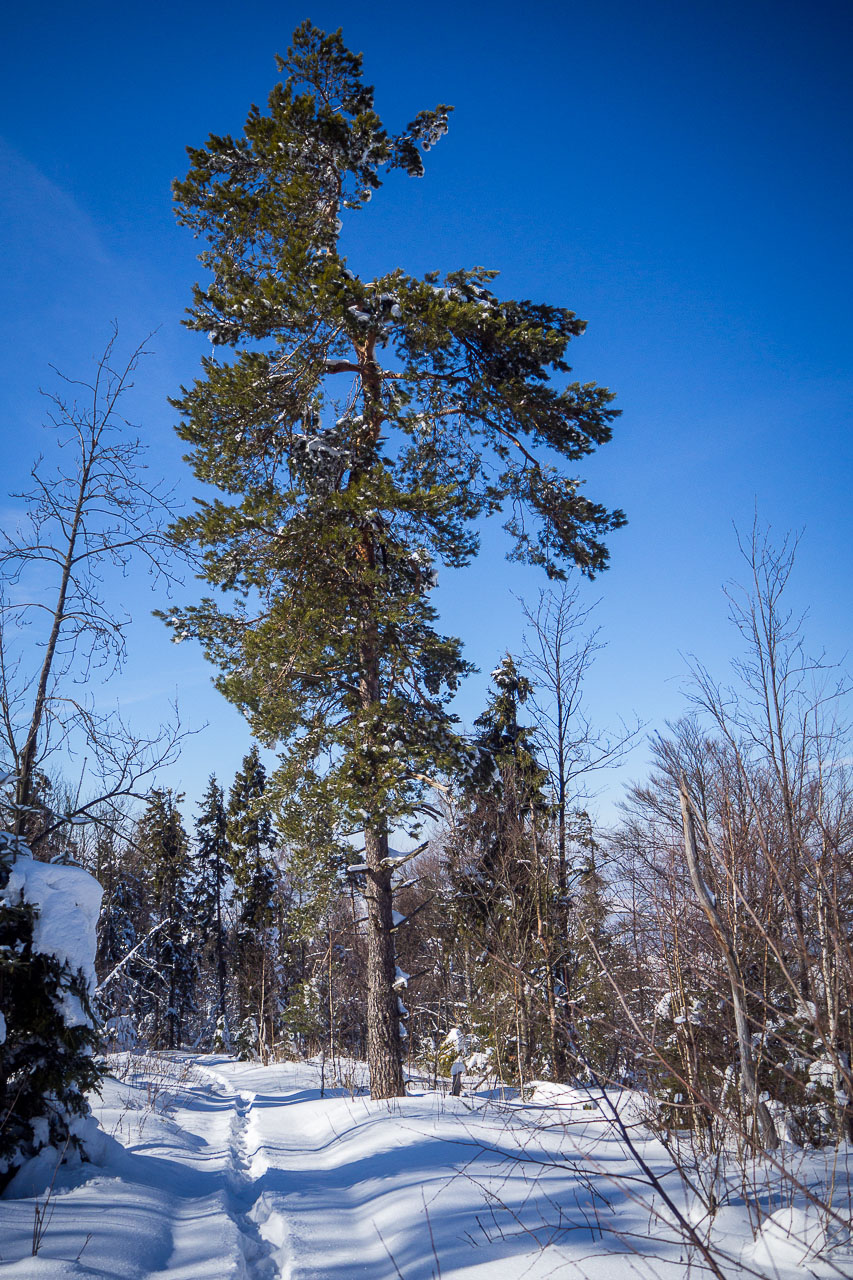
[
  {"xmin": 136, "ymin": 790, "xmax": 195, "ymax": 1048},
  {"xmin": 90, "ymin": 815, "xmax": 161, "ymax": 1045},
  {"xmin": 467, "ymin": 657, "xmax": 549, "ymax": 805},
  {"xmin": 227, "ymin": 747, "xmax": 278, "ymax": 1053},
  {"xmin": 163, "ymin": 22, "xmax": 624, "ymax": 1097},
  {"xmin": 96, "ymin": 876, "xmax": 142, "ymax": 1043},
  {"xmin": 450, "ymin": 657, "xmax": 554, "ymax": 1080},
  {"xmin": 452, "ymin": 657, "xmax": 551, "ymax": 968},
  {"xmin": 561, "ymin": 816, "xmax": 619, "ymax": 1078},
  {"xmin": 192, "ymin": 774, "xmax": 231, "ymax": 1042}
]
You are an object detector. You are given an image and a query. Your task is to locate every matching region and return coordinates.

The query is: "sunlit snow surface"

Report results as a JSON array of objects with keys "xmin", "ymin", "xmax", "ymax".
[{"xmin": 1, "ymin": 1054, "xmax": 851, "ymax": 1278}]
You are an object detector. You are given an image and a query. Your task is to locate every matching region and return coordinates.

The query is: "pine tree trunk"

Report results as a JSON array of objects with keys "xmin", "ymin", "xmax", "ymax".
[
  {"xmin": 356, "ymin": 506, "xmax": 405, "ymax": 1101},
  {"xmin": 364, "ymin": 823, "xmax": 405, "ymax": 1098}
]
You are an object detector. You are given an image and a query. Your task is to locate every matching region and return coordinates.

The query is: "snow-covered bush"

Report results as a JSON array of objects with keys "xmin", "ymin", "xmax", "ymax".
[
  {"xmin": 281, "ymin": 977, "xmax": 325, "ymax": 1050},
  {"xmin": 235, "ymin": 1015, "xmax": 261, "ymax": 1061},
  {"xmin": 0, "ymin": 831, "xmax": 103, "ymax": 1189},
  {"xmin": 762, "ymin": 1027, "xmax": 844, "ymax": 1147},
  {"xmin": 437, "ymin": 1027, "xmax": 468, "ymax": 1079},
  {"xmin": 212, "ymin": 1012, "xmax": 231, "ymax": 1053}
]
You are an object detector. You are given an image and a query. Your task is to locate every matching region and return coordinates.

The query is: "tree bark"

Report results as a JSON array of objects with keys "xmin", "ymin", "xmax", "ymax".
[
  {"xmin": 356, "ymin": 532, "xmax": 404, "ymax": 1098},
  {"xmin": 364, "ymin": 822, "xmax": 405, "ymax": 1098}
]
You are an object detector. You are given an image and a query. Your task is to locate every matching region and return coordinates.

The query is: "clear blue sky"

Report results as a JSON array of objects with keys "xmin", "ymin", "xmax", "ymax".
[{"xmin": 2, "ymin": 0, "xmax": 851, "ymax": 823}]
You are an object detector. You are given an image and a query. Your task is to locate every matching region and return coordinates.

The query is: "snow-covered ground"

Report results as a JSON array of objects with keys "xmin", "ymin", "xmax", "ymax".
[{"xmin": 1, "ymin": 1054, "xmax": 851, "ymax": 1278}]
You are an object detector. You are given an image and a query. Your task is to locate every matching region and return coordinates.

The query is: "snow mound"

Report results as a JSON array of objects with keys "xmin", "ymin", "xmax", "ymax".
[
  {"xmin": 3, "ymin": 853, "xmax": 102, "ymax": 1023},
  {"xmin": 2, "ymin": 1116, "xmax": 116, "ymax": 1198},
  {"xmin": 529, "ymin": 1081, "xmax": 649, "ymax": 1123},
  {"xmin": 748, "ymin": 1204, "xmax": 851, "ymax": 1269},
  {"xmin": 0, "ymin": 1262, "xmax": 111, "ymax": 1278}
]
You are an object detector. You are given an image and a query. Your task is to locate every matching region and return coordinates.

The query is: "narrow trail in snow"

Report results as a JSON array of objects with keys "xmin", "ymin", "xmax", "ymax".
[
  {"xmin": 192, "ymin": 1058, "xmax": 382, "ymax": 1279},
  {"xmin": 223, "ymin": 1089, "xmax": 280, "ymax": 1280},
  {"xmin": 139, "ymin": 1065, "xmax": 287, "ymax": 1280}
]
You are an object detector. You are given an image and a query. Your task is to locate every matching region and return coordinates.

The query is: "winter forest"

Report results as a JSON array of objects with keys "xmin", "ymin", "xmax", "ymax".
[{"xmin": 2, "ymin": 16, "xmax": 852, "ymax": 1280}]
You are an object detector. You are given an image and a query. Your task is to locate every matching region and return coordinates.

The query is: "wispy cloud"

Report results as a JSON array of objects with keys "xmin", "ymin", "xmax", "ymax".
[{"xmin": 0, "ymin": 137, "xmax": 114, "ymax": 270}]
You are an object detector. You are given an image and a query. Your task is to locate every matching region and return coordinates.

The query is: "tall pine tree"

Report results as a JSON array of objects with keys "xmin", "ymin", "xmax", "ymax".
[
  {"xmin": 162, "ymin": 22, "xmax": 623, "ymax": 1097},
  {"xmin": 92, "ymin": 819, "xmax": 154, "ymax": 1045}
]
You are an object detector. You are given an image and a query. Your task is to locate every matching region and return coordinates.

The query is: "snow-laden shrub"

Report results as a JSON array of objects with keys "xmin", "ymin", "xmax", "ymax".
[
  {"xmin": 0, "ymin": 832, "xmax": 103, "ymax": 1190},
  {"xmin": 758, "ymin": 1013, "xmax": 850, "ymax": 1146},
  {"xmin": 281, "ymin": 977, "xmax": 325, "ymax": 1048},
  {"xmin": 648, "ymin": 990, "xmax": 721, "ymax": 1136},
  {"xmin": 212, "ymin": 1012, "xmax": 231, "ymax": 1053},
  {"xmin": 235, "ymin": 1015, "xmax": 261, "ymax": 1061},
  {"xmin": 103, "ymin": 1013, "xmax": 139, "ymax": 1052},
  {"xmin": 437, "ymin": 1027, "xmax": 467, "ymax": 1078}
]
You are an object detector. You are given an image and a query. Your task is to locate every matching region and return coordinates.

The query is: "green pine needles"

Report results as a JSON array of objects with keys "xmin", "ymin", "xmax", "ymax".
[{"xmin": 163, "ymin": 21, "xmax": 624, "ymax": 1096}]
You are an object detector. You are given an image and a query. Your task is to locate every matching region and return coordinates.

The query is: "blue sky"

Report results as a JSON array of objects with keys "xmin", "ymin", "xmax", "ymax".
[{"xmin": 2, "ymin": 0, "xmax": 851, "ymax": 823}]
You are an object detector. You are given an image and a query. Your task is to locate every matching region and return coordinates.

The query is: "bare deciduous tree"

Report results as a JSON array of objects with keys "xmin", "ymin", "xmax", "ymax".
[
  {"xmin": 520, "ymin": 584, "xmax": 640, "ymax": 884},
  {"xmin": 519, "ymin": 583, "xmax": 640, "ymax": 1075},
  {"xmin": 686, "ymin": 522, "xmax": 853, "ymax": 1140},
  {"xmin": 0, "ymin": 332, "xmax": 186, "ymax": 849}
]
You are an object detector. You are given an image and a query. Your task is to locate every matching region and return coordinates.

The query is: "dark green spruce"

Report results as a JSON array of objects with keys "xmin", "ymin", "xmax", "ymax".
[
  {"xmin": 227, "ymin": 747, "xmax": 278, "ymax": 1053},
  {"xmin": 162, "ymin": 21, "xmax": 624, "ymax": 1097},
  {"xmin": 136, "ymin": 789, "xmax": 196, "ymax": 1048},
  {"xmin": 449, "ymin": 657, "xmax": 554, "ymax": 1080},
  {"xmin": 192, "ymin": 775, "xmax": 231, "ymax": 1041}
]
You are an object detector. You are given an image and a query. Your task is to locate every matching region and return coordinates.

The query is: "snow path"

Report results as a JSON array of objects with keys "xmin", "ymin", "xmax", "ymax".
[
  {"xmin": 190, "ymin": 1059, "xmax": 439, "ymax": 1278},
  {"xmin": 140, "ymin": 1083, "xmax": 275, "ymax": 1280},
  {"xmin": 2, "ymin": 1054, "xmax": 850, "ymax": 1278}
]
